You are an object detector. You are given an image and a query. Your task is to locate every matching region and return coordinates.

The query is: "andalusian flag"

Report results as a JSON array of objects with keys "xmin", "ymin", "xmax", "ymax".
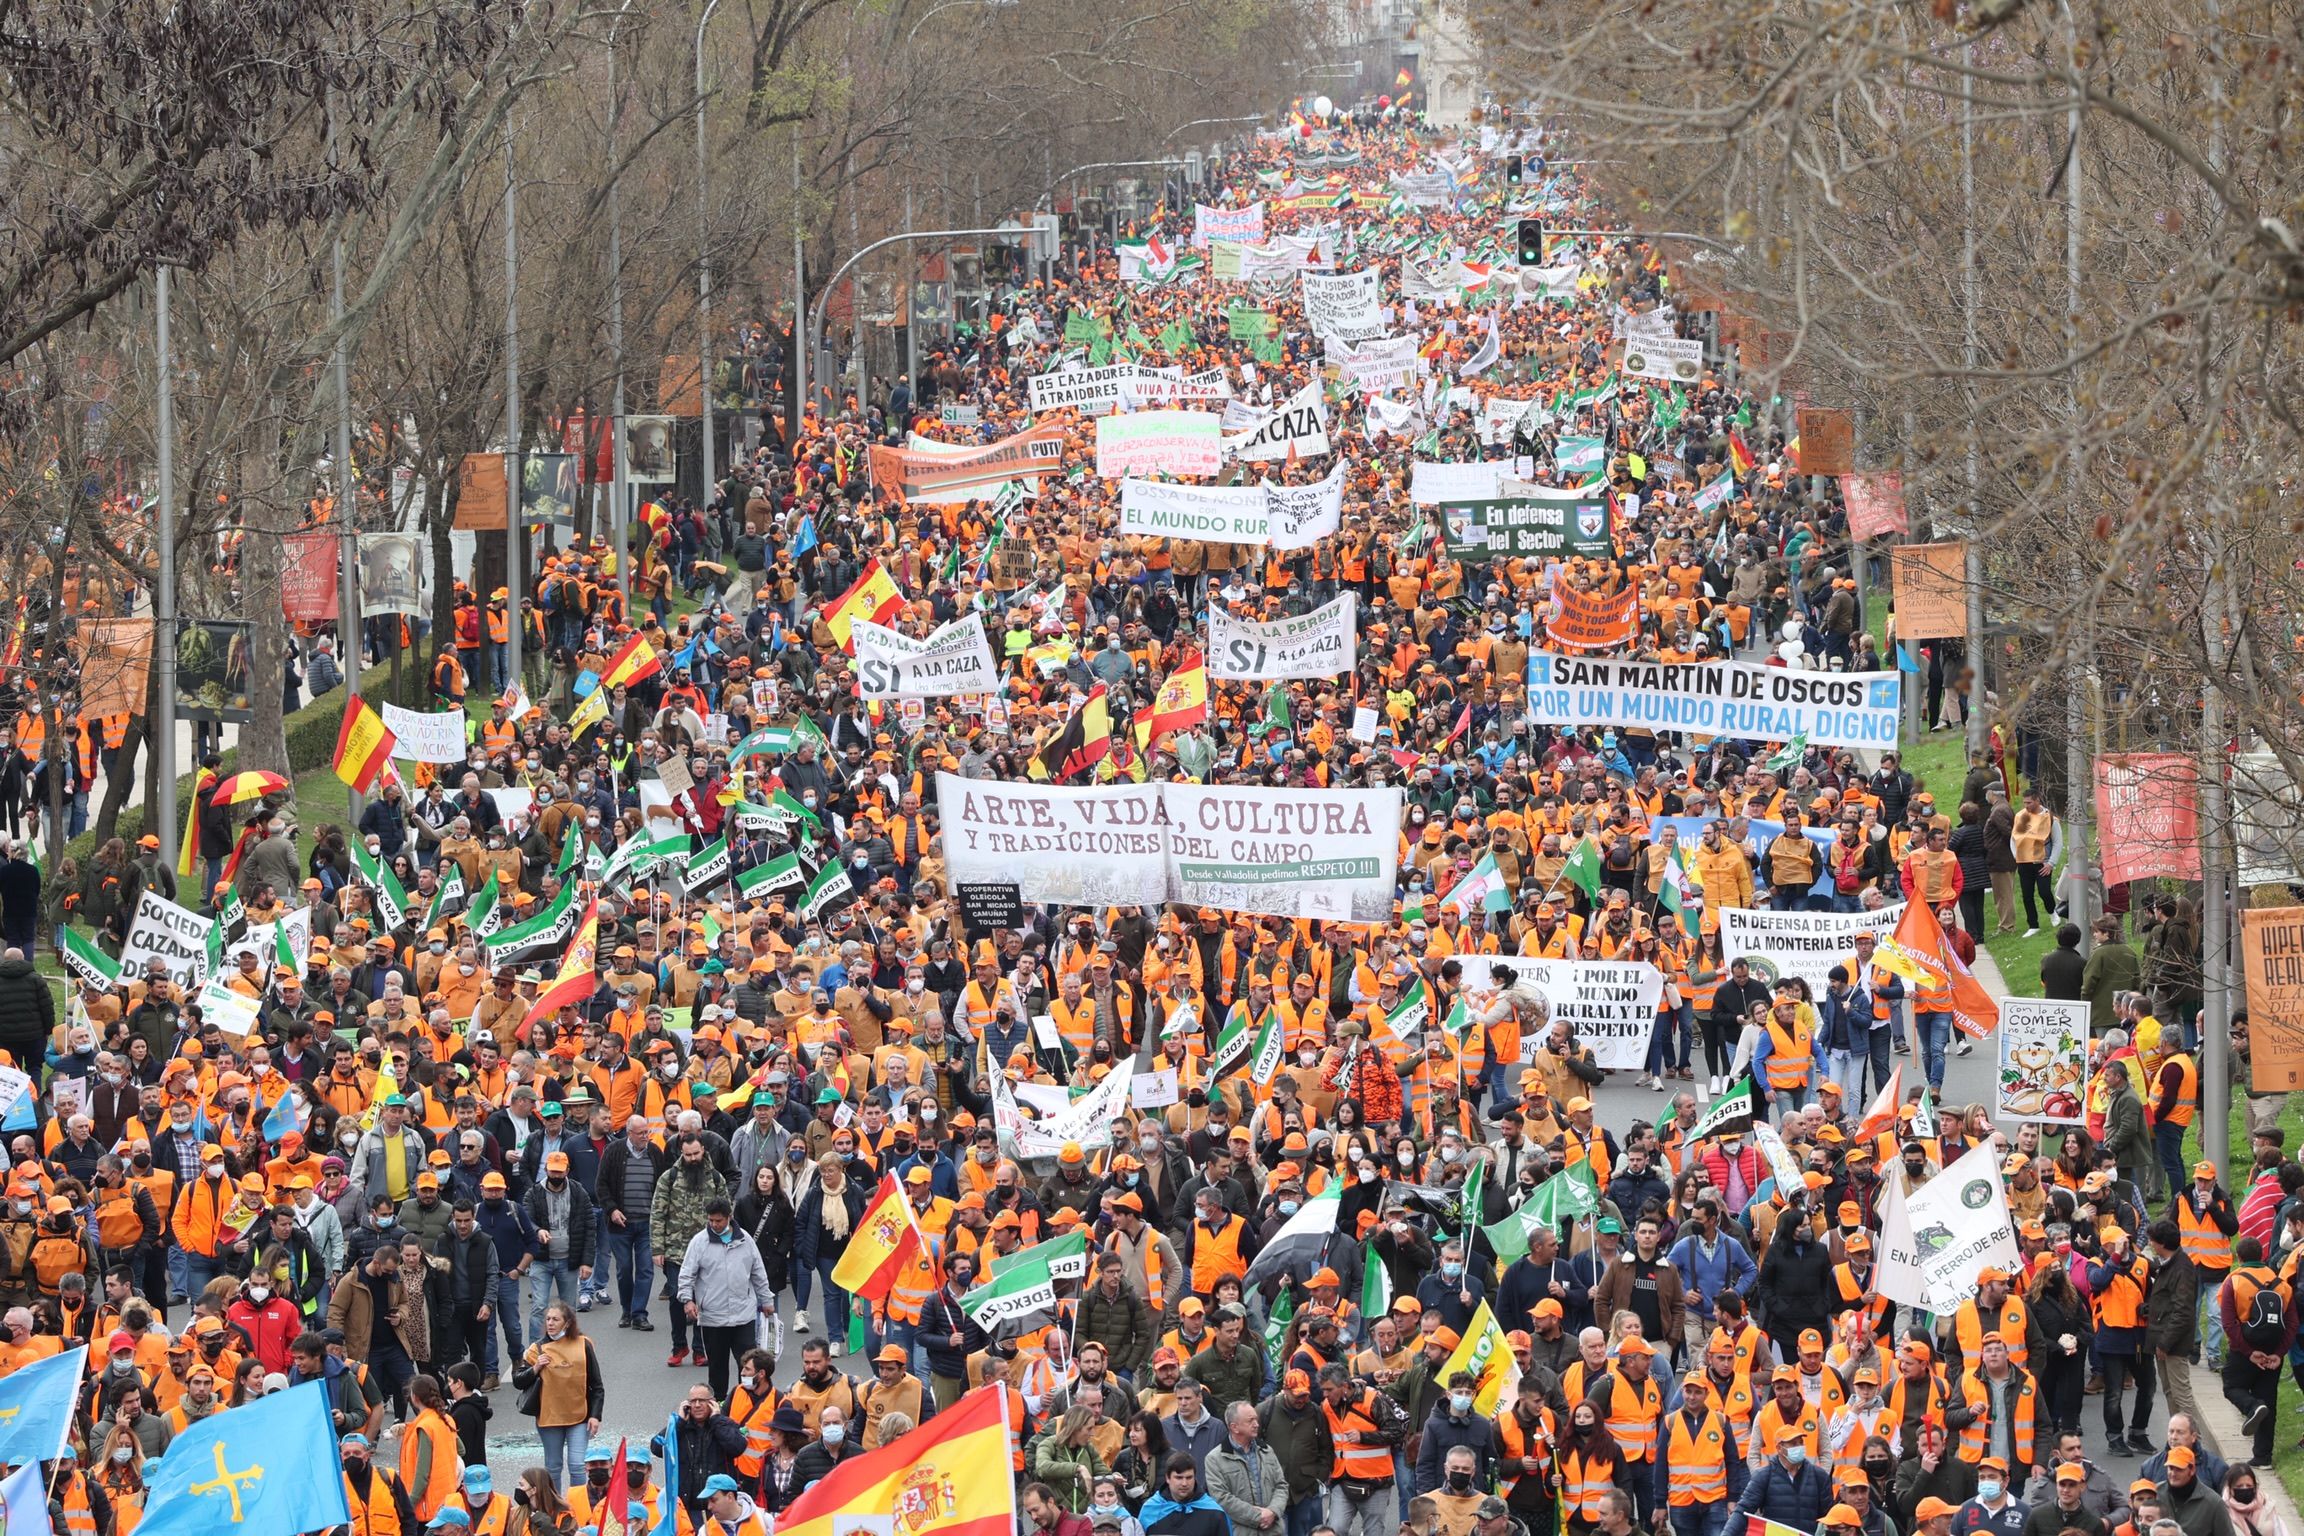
[
  {"xmin": 519, "ymin": 897, "xmax": 600, "ymax": 1033},
  {"xmin": 831, "ymin": 1174, "xmax": 923, "ymax": 1302},
  {"xmin": 1442, "ymin": 852, "xmax": 1512, "ymax": 915},
  {"xmin": 827, "ymin": 560, "xmax": 904, "ymax": 652},
  {"xmin": 1263, "ymin": 1289, "xmax": 1295, "ymax": 1377},
  {"xmin": 1659, "ymin": 845, "xmax": 1697, "ymax": 936},
  {"xmin": 599, "ymin": 633, "xmax": 664, "ymax": 692},
  {"xmin": 774, "ymin": 1386, "xmax": 1017, "ymax": 1536},
  {"xmin": 331, "ymin": 695, "xmax": 396, "ymax": 793},
  {"xmin": 1763, "ymin": 733, "xmax": 1809, "ymax": 773},
  {"xmin": 1485, "ymin": 1164, "xmax": 1600, "ymax": 1262},
  {"xmin": 346, "ymin": 838, "xmax": 408, "ymax": 930},
  {"xmin": 1560, "ymin": 835, "xmax": 1602, "ymax": 899}
]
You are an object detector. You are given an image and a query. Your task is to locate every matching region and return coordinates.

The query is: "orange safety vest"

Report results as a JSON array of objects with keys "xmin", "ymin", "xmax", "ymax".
[
  {"xmin": 1833, "ymin": 1264, "xmax": 1893, "ymax": 1342},
  {"xmin": 94, "ymin": 1185, "xmax": 146, "ymax": 1252},
  {"xmin": 1955, "ymin": 1368, "xmax": 2033, "ymax": 1466},
  {"xmin": 1665, "ymin": 1409, "xmax": 1731, "ymax": 1506},
  {"xmin": 885, "ymin": 1197, "xmax": 949, "ymax": 1325},
  {"xmin": 402, "ymin": 1407, "xmax": 461, "ymax": 1521},
  {"xmin": 458, "ymin": 1494, "xmax": 514, "ymax": 1536},
  {"xmin": 730, "ymin": 1384, "xmax": 782, "ymax": 1477},
  {"xmin": 2177, "ymin": 1196, "xmax": 2234, "ymax": 1273},
  {"xmin": 1750, "ymin": 1397, "xmax": 1821, "ymax": 1460},
  {"xmin": 1763, "ymin": 1019, "xmax": 1814, "ymax": 1091},
  {"xmin": 1557, "ymin": 1448, "xmax": 1621, "ymax": 1522},
  {"xmin": 2158, "ymin": 1054, "xmax": 2199, "ymax": 1127},
  {"xmin": 1597, "ymin": 1372, "xmax": 1663, "ymax": 1463},
  {"xmin": 59, "ymin": 1473, "xmax": 95, "ymax": 1536},
  {"xmin": 1322, "ymin": 1389, "xmax": 1396, "ymax": 1482},
  {"xmin": 2091, "ymin": 1255, "xmax": 2149, "ymax": 1329},
  {"xmin": 1190, "ymin": 1214, "xmax": 1248, "ymax": 1296},
  {"xmin": 2228, "ymin": 1266, "xmax": 2283, "ymax": 1343},
  {"xmin": 95, "ymin": 1474, "xmax": 142, "ymax": 1536},
  {"xmin": 1496, "ymin": 1407, "xmax": 1555, "ymax": 1497},
  {"xmin": 1954, "ymin": 1296, "xmax": 2031, "ymax": 1371}
]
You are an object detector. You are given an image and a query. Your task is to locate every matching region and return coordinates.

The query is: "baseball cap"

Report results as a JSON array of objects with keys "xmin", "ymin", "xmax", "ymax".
[
  {"xmin": 2055, "ymin": 1465, "xmax": 2086, "ymax": 1484},
  {"xmin": 1914, "ymin": 1499, "xmax": 1958, "ymax": 1522},
  {"xmin": 2167, "ymin": 1447, "xmax": 2197, "ymax": 1470},
  {"xmin": 1823, "ymin": 1506, "xmax": 1862, "ymax": 1529},
  {"xmin": 701, "ymin": 1475, "xmax": 743, "ymax": 1497}
]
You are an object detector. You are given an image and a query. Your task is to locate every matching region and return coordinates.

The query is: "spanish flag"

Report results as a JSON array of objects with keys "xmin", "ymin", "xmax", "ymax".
[
  {"xmin": 331, "ymin": 695, "xmax": 397, "ymax": 794},
  {"xmin": 1034, "ymin": 685, "xmax": 1113, "ymax": 783},
  {"xmin": 1144, "ymin": 664, "xmax": 1209, "ymax": 739},
  {"xmin": 177, "ymin": 765, "xmax": 214, "ymax": 878},
  {"xmin": 827, "ymin": 559, "xmax": 904, "ymax": 652},
  {"xmin": 599, "ymin": 633, "xmax": 662, "ymax": 692},
  {"xmin": 777, "ymin": 1385, "xmax": 1018, "ymax": 1536},
  {"xmin": 521, "ymin": 897, "xmax": 601, "ymax": 1034},
  {"xmin": 830, "ymin": 1173, "xmax": 922, "ymax": 1301},
  {"xmin": 1726, "ymin": 430, "xmax": 1757, "ymax": 478}
]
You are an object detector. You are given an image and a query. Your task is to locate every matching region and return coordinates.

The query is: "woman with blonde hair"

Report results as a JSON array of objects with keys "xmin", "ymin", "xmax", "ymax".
[
  {"xmin": 794, "ymin": 1150, "xmax": 868, "ymax": 1352},
  {"xmin": 94, "ymin": 1423, "xmax": 147, "ymax": 1536}
]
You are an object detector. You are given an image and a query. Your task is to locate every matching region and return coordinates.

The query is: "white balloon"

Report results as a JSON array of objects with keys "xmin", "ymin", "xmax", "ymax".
[
  {"xmin": 1777, "ymin": 640, "xmax": 1804, "ymax": 663},
  {"xmin": 1313, "ymin": 95, "xmax": 1334, "ymax": 119},
  {"xmin": 1781, "ymin": 619, "xmax": 1803, "ymax": 642}
]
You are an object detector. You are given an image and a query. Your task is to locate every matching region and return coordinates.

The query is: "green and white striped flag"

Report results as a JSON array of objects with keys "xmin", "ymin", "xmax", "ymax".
[
  {"xmin": 799, "ymin": 856, "xmax": 854, "ymax": 921},
  {"xmin": 464, "ymin": 872, "xmax": 503, "ymax": 940},
  {"xmin": 1210, "ymin": 1004, "xmax": 1281, "ymax": 1081},
  {"xmin": 1383, "ymin": 977, "xmax": 1431, "ymax": 1046},
  {"xmin": 1456, "ymin": 1153, "xmax": 1486, "ymax": 1235},
  {"xmin": 481, "ymin": 877, "xmax": 578, "ymax": 961},
  {"xmin": 57, "ymin": 926, "xmax": 121, "ymax": 990},
  {"xmin": 683, "ymin": 836, "xmax": 732, "ymax": 897},
  {"xmin": 554, "ymin": 822, "xmax": 584, "ymax": 877},
  {"xmin": 961, "ymin": 1230, "xmax": 1087, "ymax": 1326},
  {"xmin": 1361, "ymin": 1248, "xmax": 1393, "ymax": 1321},
  {"xmin": 217, "ymin": 886, "xmax": 246, "ymax": 933},
  {"xmin": 1687, "ymin": 1075, "xmax": 1758, "ymax": 1142},
  {"xmin": 602, "ymin": 830, "xmax": 690, "ymax": 891},
  {"xmin": 346, "ymin": 838, "xmax": 409, "ymax": 931},
  {"xmin": 422, "ymin": 864, "xmax": 465, "ymax": 935},
  {"xmin": 1262, "ymin": 1287, "xmax": 1296, "ymax": 1377},
  {"xmin": 736, "ymin": 850, "xmax": 803, "ymax": 902},
  {"xmin": 1555, "ymin": 436, "xmax": 1606, "ymax": 479}
]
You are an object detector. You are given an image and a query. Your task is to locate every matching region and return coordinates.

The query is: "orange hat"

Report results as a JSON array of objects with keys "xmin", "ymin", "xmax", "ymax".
[
  {"xmin": 1432, "ymin": 1327, "xmax": 1462, "ymax": 1350},
  {"xmin": 1770, "ymin": 1365, "xmax": 1799, "ymax": 1384},
  {"xmin": 2166, "ymin": 1447, "xmax": 2197, "ymax": 1470},
  {"xmin": 1798, "ymin": 1328, "xmax": 1824, "ymax": 1351},
  {"xmin": 1823, "ymin": 1507, "xmax": 1863, "ymax": 1529},
  {"xmin": 1914, "ymin": 1499, "xmax": 1959, "ymax": 1523},
  {"xmin": 1616, "ymin": 1337, "xmax": 1654, "ymax": 1357},
  {"xmin": 1534, "ymin": 1299, "xmax": 1565, "ymax": 1319},
  {"xmin": 1307, "ymin": 1267, "xmax": 1342, "ymax": 1289}
]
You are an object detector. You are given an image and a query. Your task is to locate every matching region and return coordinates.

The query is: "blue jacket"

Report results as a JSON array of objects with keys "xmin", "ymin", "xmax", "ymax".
[
  {"xmin": 1666, "ymin": 1231, "xmax": 1756, "ymax": 1322},
  {"xmin": 1819, "ymin": 986, "xmax": 1873, "ymax": 1054},
  {"xmin": 1738, "ymin": 1459, "xmax": 1835, "ymax": 1529},
  {"xmin": 472, "ymin": 1194, "xmax": 536, "ymax": 1277}
]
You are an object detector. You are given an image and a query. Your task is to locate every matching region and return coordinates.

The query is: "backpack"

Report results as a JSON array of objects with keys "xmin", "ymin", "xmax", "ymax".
[{"xmin": 2239, "ymin": 1271, "xmax": 2288, "ymax": 1351}]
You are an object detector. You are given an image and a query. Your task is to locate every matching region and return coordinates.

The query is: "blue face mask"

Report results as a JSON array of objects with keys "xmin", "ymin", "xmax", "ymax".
[
  {"xmin": 1279, "ymin": 1199, "xmax": 1300, "ymax": 1216},
  {"xmin": 1441, "ymin": 1262, "xmax": 1463, "ymax": 1281}
]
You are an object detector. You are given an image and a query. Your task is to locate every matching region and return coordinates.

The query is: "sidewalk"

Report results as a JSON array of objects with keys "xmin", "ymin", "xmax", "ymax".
[{"xmin": 1972, "ymin": 942, "xmax": 2296, "ymax": 1511}]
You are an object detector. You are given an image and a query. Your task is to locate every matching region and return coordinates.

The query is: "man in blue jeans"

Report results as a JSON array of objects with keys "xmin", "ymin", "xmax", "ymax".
[
  {"xmin": 471, "ymin": 1171, "xmax": 536, "ymax": 1390},
  {"xmin": 524, "ymin": 1149, "xmax": 595, "ymax": 1339},
  {"xmin": 598, "ymin": 1116, "xmax": 665, "ymax": 1329}
]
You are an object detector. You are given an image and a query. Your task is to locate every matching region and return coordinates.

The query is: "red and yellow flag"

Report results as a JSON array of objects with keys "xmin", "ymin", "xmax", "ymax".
[
  {"xmin": 1144, "ymin": 663, "xmax": 1209, "ymax": 739},
  {"xmin": 331, "ymin": 695, "xmax": 397, "ymax": 794},
  {"xmin": 1726, "ymin": 430, "xmax": 1757, "ymax": 477},
  {"xmin": 778, "ymin": 1385, "xmax": 1017, "ymax": 1536},
  {"xmin": 521, "ymin": 898, "xmax": 600, "ymax": 1036},
  {"xmin": 599, "ymin": 633, "xmax": 662, "ymax": 692},
  {"xmin": 831, "ymin": 1172, "xmax": 922, "ymax": 1301},
  {"xmin": 827, "ymin": 559, "xmax": 904, "ymax": 652}
]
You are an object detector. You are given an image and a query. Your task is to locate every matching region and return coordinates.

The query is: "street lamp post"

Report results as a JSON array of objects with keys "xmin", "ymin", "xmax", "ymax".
[
  {"xmin": 606, "ymin": 0, "xmax": 636, "ymax": 604},
  {"xmin": 153, "ymin": 267, "xmax": 178, "ymax": 868},
  {"xmin": 501, "ymin": 123, "xmax": 523, "ymax": 695},
  {"xmin": 695, "ymin": 0, "xmax": 724, "ymax": 512},
  {"xmin": 810, "ymin": 228, "xmax": 1014, "ymax": 409}
]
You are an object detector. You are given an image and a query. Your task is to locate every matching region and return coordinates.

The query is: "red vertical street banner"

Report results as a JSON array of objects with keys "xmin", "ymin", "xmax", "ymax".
[
  {"xmin": 2094, "ymin": 752, "xmax": 2201, "ymax": 886},
  {"xmin": 280, "ymin": 531, "xmax": 340, "ymax": 623},
  {"xmin": 1839, "ymin": 472, "xmax": 1909, "ymax": 539}
]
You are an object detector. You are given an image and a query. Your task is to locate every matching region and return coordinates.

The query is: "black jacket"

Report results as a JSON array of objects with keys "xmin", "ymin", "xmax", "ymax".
[
  {"xmin": 522, "ymin": 1176, "xmax": 598, "ymax": 1270},
  {"xmin": 1757, "ymin": 1222, "xmax": 1835, "ymax": 1331},
  {"xmin": 654, "ymin": 1411, "xmax": 747, "ymax": 1509},
  {"xmin": 595, "ymin": 1138, "xmax": 669, "ymax": 1222},
  {"xmin": 2145, "ymin": 1249, "xmax": 2201, "ymax": 1354},
  {"xmin": 0, "ymin": 956, "xmax": 53, "ymax": 1070},
  {"xmin": 2040, "ymin": 943, "xmax": 2087, "ymax": 1001}
]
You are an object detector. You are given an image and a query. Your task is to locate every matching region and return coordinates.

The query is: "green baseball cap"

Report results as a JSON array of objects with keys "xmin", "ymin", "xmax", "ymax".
[
  {"xmin": 1596, "ymin": 1216, "xmax": 1624, "ymax": 1235},
  {"xmin": 381, "ymin": 1093, "xmax": 409, "ymax": 1108},
  {"xmin": 815, "ymin": 1087, "xmax": 842, "ymax": 1105},
  {"xmin": 540, "ymin": 1101, "xmax": 565, "ymax": 1118}
]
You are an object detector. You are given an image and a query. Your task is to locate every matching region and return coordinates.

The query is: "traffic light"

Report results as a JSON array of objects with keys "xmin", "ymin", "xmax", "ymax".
[
  {"xmin": 1505, "ymin": 154, "xmax": 1523, "ymax": 187},
  {"xmin": 1517, "ymin": 219, "xmax": 1545, "ymax": 265}
]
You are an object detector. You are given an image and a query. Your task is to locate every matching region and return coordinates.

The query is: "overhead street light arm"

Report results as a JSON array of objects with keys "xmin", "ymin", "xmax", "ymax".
[
  {"xmin": 1038, "ymin": 159, "xmax": 1178, "ymax": 210},
  {"xmin": 807, "ymin": 226, "xmax": 1016, "ymax": 406}
]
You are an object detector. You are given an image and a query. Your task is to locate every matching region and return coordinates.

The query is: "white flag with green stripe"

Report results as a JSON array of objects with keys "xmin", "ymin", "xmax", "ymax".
[
  {"xmin": 422, "ymin": 864, "xmax": 465, "ymax": 935},
  {"xmin": 736, "ymin": 851, "xmax": 802, "ymax": 901},
  {"xmin": 962, "ymin": 1230, "xmax": 1088, "ymax": 1326},
  {"xmin": 57, "ymin": 927, "xmax": 121, "ymax": 990},
  {"xmin": 347, "ymin": 838, "xmax": 409, "ymax": 931},
  {"xmin": 465, "ymin": 872, "xmax": 502, "ymax": 940}
]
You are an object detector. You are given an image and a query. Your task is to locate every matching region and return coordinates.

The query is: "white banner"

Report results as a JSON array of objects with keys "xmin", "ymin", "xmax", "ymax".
[
  {"xmin": 936, "ymin": 773, "xmax": 1170, "ymax": 906},
  {"xmin": 1996, "ymin": 998, "xmax": 2090, "ymax": 1124},
  {"xmin": 1300, "ymin": 269, "xmax": 1385, "ymax": 343},
  {"xmin": 1095, "ymin": 411, "xmax": 1223, "ymax": 478},
  {"xmin": 1620, "ymin": 335, "xmax": 1705, "ymax": 385},
  {"xmin": 1120, "ymin": 479, "xmax": 1272, "ymax": 543},
  {"xmin": 1479, "ymin": 958, "xmax": 1665, "ymax": 1072},
  {"xmin": 1399, "ymin": 256, "xmax": 1460, "ymax": 302},
  {"xmin": 851, "ymin": 616, "xmax": 999, "ymax": 700},
  {"xmin": 1210, "ymin": 595, "xmax": 1355, "ymax": 682},
  {"xmin": 1131, "ymin": 368, "xmax": 1234, "ymax": 405},
  {"xmin": 1328, "ymin": 335, "xmax": 1421, "ymax": 392},
  {"xmin": 1227, "ymin": 381, "xmax": 1330, "ymax": 464},
  {"xmin": 380, "ymin": 704, "xmax": 471, "ymax": 764},
  {"xmin": 1410, "ymin": 460, "xmax": 1510, "ymax": 504},
  {"xmin": 1717, "ymin": 903, "xmax": 1908, "ymax": 993},
  {"xmin": 1264, "ymin": 463, "xmax": 1346, "ymax": 548},
  {"xmin": 1523, "ymin": 653, "xmax": 1903, "ymax": 751},
  {"xmin": 194, "ymin": 976, "xmax": 262, "ymax": 1039},
  {"xmin": 228, "ymin": 908, "xmax": 313, "ymax": 973},
  {"xmin": 1879, "ymin": 1144, "xmax": 2020, "ymax": 1313},
  {"xmin": 1163, "ymin": 783, "xmax": 1401, "ymax": 922},
  {"xmin": 121, "ymin": 891, "xmax": 215, "ymax": 988},
  {"xmin": 1193, "ymin": 201, "xmax": 1265, "ymax": 248},
  {"xmin": 1027, "ymin": 364, "xmax": 1142, "ymax": 414}
]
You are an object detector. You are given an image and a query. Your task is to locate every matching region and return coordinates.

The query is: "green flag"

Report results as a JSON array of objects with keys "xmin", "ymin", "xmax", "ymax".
[
  {"xmin": 465, "ymin": 872, "xmax": 502, "ymax": 940},
  {"xmin": 555, "ymin": 822, "xmax": 584, "ymax": 877},
  {"xmin": 1482, "ymin": 1164, "xmax": 1600, "ymax": 1262},
  {"xmin": 1560, "ymin": 836, "xmax": 1602, "ymax": 900},
  {"xmin": 1263, "ymin": 1288, "xmax": 1296, "ymax": 1377},
  {"xmin": 1456, "ymin": 1154, "xmax": 1486, "ymax": 1236},
  {"xmin": 962, "ymin": 1230, "xmax": 1087, "ymax": 1326},
  {"xmin": 1361, "ymin": 1248, "xmax": 1393, "ymax": 1321},
  {"xmin": 346, "ymin": 838, "xmax": 409, "ymax": 931},
  {"xmin": 737, "ymin": 850, "xmax": 803, "ymax": 901},
  {"xmin": 218, "ymin": 886, "xmax": 245, "ymax": 933},
  {"xmin": 421, "ymin": 863, "xmax": 465, "ymax": 936},
  {"xmin": 799, "ymin": 856, "xmax": 854, "ymax": 921},
  {"xmin": 683, "ymin": 836, "xmax": 732, "ymax": 897},
  {"xmin": 1158, "ymin": 320, "xmax": 1192, "ymax": 353},
  {"xmin": 1764, "ymin": 733, "xmax": 1810, "ymax": 773},
  {"xmin": 481, "ymin": 877, "xmax": 578, "ymax": 961},
  {"xmin": 274, "ymin": 918, "xmax": 296, "ymax": 975},
  {"xmin": 57, "ymin": 926, "xmax": 121, "ymax": 991},
  {"xmin": 1686, "ymin": 1075, "xmax": 1758, "ymax": 1142}
]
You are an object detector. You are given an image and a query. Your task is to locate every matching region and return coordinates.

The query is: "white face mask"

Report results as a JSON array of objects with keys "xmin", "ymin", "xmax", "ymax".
[
  {"xmin": 248, "ymin": 1285, "xmax": 270, "ymax": 1302},
  {"xmin": 545, "ymin": 1321, "xmax": 566, "ymax": 1339}
]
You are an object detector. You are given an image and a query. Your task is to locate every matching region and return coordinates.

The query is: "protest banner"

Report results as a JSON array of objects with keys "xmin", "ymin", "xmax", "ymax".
[
  {"xmin": 1328, "ymin": 334, "xmax": 1420, "ymax": 392},
  {"xmin": 1209, "ymin": 595, "xmax": 1355, "ymax": 681},
  {"xmin": 1891, "ymin": 541, "xmax": 1969, "ymax": 639},
  {"xmin": 1409, "ymin": 460, "xmax": 1509, "ymax": 504},
  {"xmin": 1877, "ymin": 1144, "xmax": 2019, "ymax": 1313},
  {"xmin": 228, "ymin": 908, "xmax": 313, "ymax": 972},
  {"xmin": 1996, "ymin": 998, "xmax": 2089, "ymax": 1123},
  {"xmin": 866, "ymin": 421, "xmax": 1066, "ymax": 502},
  {"xmin": 1226, "ymin": 381, "xmax": 1330, "ymax": 463},
  {"xmin": 1717, "ymin": 903, "xmax": 1907, "ymax": 992},
  {"xmin": 1840, "ymin": 472, "xmax": 1909, "ymax": 538},
  {"xmin": 1263, "ymin": 463, "xmax": 1347, "ymax": 548},
  {"xmin": 1796, "ymin": 407, "xmax": 1855, "ymax": 475},
  {"xmin": 121, "ymin": 891, "xmax": 215, "ymax": 987},
  {"xmin": 1193, "ymin": 201, "xmax": 1266, "ymax": 247},
  {"xmin": 1440, "ymin": 489, "xmax": 1613, "ymax": 562},
  {"xmin": 1130, "ymin": 368, "xmax": 1232, "ymax": 405},
  {"xmin": 2244, "ymin": 907, "xmax": 2304, "ymax": 1091},
  {"xmin": 1479, "ymin": 958, "xmax": 1664, "ymax": 1072},
  {"xmin": 1119, "ymin": 479, "xmax": 1271, "ymax": 543},
  {"xmin": 2094, "ymin": 754, "xmax": 2201, "ymax": 885},
  {"xmin": 379, "ymin": 703, "xmax": 471, "ymax": 764},
  {"xmin": 852, "ymin": 616, "xmax": 1000, "ymax": 700},
  {"xmin": 1545, "ymin": 583, "xmax": 1640, "ymax": 650},
  {"xmin": 1620, "ymin": 335, "xmax": 1704, "ymax": 384},
  {"xmin": 1163, "ymin": 783, "xmax": 1402, "ymax": 922},
  {"xmin": 1300, "ymin": 268, "xmax": 1385, "ymax": 342},
  {"xmin": 194, "ymin": 976, "xmax": 261, "ymax": 1039},
  {"xmin": 1026, "ymin": 364, "xmax": 1141, "ymax": 414},
  {"xmin": 1095, "ymin": 411, "xmax": 1223, "ymax": 478},
  {"xmin": 935, "ymin": 773, "xmax": 1169, "ymax": 906},
  {"xmin": 1523, "ymin": 653, "xmax": 1903, "ymax": 750}
]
